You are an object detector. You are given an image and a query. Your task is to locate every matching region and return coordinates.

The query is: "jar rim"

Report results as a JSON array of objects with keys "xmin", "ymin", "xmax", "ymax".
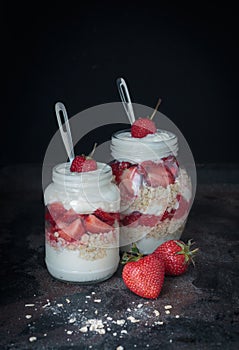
[
  {"xmin": 112, "ymin": 128, "xmax": 177, "ymax": 143},
  {"xmin": 52, "ymin": 162, "xmax": 113, "ymax": 187}
]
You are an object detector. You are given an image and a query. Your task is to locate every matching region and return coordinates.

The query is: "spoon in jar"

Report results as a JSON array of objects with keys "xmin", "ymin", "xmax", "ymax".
[
  {"xmin": 116, "ymin": 77, "xmax": 136, "ymax": 124},
  {"xmin": 55, "ymin": 102, "xmax": 75, "ymax": 163}
]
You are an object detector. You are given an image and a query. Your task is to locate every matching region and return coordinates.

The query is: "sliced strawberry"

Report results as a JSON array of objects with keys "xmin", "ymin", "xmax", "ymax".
[
  {"xmin": 139, "ymin": 214, "xmax": 161, "ymax": 227},
  {"xmin": 59, "ymin": 218, "xmax": 85, "ymax": 241},
  {"xmin": 94, "ymin": 209, "xmax": 119, "ymax": 226},
  {"xmin": 58, "ymin": 230, "xmax": 75, "ymax": 242},
  {"xmin": 61, "ymin": 208, "xmax": 80, "ymax": 224},
  {"xmin": 144, "ymin": 163, "xmax": 174, "ymax": 188},
  {"xmin": 47, "ymin": 202, "xmax": 66, "ymax": 221},
  {"xmin": 173, "ymin": 196, "xmax": 189, "ymax": 220},
  {"xmin": 162, "ymin": 155, "xmax": 179, "ymax": 178},
  {"xmin": 161, "ymin": 209, "xmax": 176, "ymax": 221},
  {"xmin": 122, "ymin": 212, "xmax": 142, "ymax": 227},
  {"xmin": 110, "ymin": 161, "xmax": 132, "ymax": 184},
  {"xmin": 120, "ymin": 165, "xmax": 142, "ymax": 196},
  {"xmin": 85, "ymin": 215, "xmax": 112, "ymax": 233}
]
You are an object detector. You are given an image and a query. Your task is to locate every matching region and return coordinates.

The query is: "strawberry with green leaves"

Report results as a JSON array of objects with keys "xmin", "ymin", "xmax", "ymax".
[
  {"xmin": 122, "ymin": 244, "xmax": 165, "ymax": 299},
  {"xmin": 154, "ymin": 239, "xmax": 198, "ymax": 276}
]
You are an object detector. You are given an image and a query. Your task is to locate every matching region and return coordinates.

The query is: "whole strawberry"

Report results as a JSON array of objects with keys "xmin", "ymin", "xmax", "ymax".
[
  {"xmin": 70, "ymin": 143, "xmax": 97, "ymax": 173},
  {"xmin": 131, "ymin": 98, "xmax": 161, "ymax": 138},
  {"xmin": 154, "ymin": 239, "xmax": 198, "ymax": 276},
  {"xmin": 122, "ymin": 244, "xmax": 165, "ymax": 299}
]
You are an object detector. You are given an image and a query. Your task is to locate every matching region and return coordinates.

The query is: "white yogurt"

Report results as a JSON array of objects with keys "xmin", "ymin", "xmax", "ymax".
[
  {"xmin": 45, "ymin": 243, "xmax": 119, "ymax": 282},
  {"xmin": 111, "ymin": 129, "xmax": 178, "ymax": 163}
]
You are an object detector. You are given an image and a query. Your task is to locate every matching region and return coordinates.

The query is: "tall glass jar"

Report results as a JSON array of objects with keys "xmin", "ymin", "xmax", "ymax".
[
  {"xmin": 44, "ymin": 162, "xmax": 120, "ymax": 283},
  {"xmin": 110, "ymin": 129, "xmax": 193, "ymax": 254}
]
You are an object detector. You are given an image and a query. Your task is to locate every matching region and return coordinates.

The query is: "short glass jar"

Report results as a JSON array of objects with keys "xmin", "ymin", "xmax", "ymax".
[
  {"xmin": 44, "ymin": 162, "xmax": 120, "ymax": 283},
  {"xmin": 110, "ymin": 129, "xmax": 193, "ymax": 254}
]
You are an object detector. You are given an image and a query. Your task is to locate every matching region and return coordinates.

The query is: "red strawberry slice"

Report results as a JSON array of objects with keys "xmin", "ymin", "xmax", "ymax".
[
  {"xmin": 120, "ymin": 165, "xmax": 142, "ymax": 196},
  {"xmin": 122, "ymin": 212, "xmax": 142, "ymax": 227},
  {"xmin": 139, "ymin": 214, "xmax": 161, "ymax": 227},
  {"xmin": 94, "ymin": 209, "xmax": 120, "ymax": 226},
  {"xmin": 47, "ymin": 202, "xmax": 66, "ymax": 221},
  {"xmin": 162, "ymin": 155, "xmax": 179, "ymax": 178},
  {"xmin": 173, "ymin": 196, "xmax": 189, "ymax": 220},
  {"xmin": 85, "ymin": 215, "xmax": 112, "ymax": 233},
  {"xmin": 61, "ymin": 208, "xmax": 80, "ymax": 224},
  {"xmin": 58, "ymin": 218, "xmax": 85, "ymax": 241},
  {"xmin": 161, "ymin": 209, "xmax": 176, "ymax": 221},
  {"xmin": 144, "ymin": 163, "xmax": 174, "ymax": 188},
  {"xmin": 110, "ymin": 161, "xmax": 132, "ymax": 184}
]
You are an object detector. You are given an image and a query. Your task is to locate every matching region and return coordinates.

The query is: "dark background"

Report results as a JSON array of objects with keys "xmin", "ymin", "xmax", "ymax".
[{"xmin": 4, "ymin": 1, "xmax": 239, "ymax": 165}]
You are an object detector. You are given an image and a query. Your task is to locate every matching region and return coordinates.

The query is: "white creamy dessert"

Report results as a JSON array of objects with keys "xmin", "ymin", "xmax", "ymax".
[
  {"xmin": 110, "ymin": 129, "xmax": 192, "ymax": 254},
  {"xmin": 44, "ymin": 162, "xmax": 120, "ymax": 283}
]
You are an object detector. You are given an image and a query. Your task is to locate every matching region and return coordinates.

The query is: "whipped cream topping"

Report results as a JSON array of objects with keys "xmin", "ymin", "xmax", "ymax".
[{"xmin": 110, "ymin": 129, "xmax": 178, "ymax": 162}]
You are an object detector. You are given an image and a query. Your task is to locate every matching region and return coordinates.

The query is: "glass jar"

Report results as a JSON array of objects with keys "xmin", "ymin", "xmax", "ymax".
[
  {"xmin": 110, "ymin": 129, "xmax": 193, "ymax": 254},
  {"xmin": 44, "ymin": 162, "xmax": 120, "ymax": 283}
]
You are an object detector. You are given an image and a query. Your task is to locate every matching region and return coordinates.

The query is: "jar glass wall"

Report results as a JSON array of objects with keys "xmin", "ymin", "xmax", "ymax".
[
  {"xmin": 44, "ymin": 162, "xmax": 120, "ymax": 283},
  {"xmin": 110, "ymin": 129, "xmax": 194, "ymax": 254}
]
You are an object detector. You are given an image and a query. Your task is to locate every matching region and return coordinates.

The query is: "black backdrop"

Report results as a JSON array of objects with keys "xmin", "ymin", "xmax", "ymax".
[{"xmin": 4, "ymin": 1, "xmax": 239, "ymax": 164}]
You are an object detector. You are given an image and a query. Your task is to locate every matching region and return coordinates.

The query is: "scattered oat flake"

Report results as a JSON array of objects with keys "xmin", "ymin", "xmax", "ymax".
[
  {"xmin": 165, "ymin": 310, "xmax": 171, "ymax": 315},
  {"xmin": 121, "ymin": 330, "xmax": 128, "ymax": 334},
  {"xmin": 29, "ymin": 336, "xmax": 37, "ymax": 342},
  {"xmin": 25, "ymin": 315, "xmax": 32, "ymax": 319},
  {"xmin": 155, "ymin": 321, "xmax": 164, "ymax": 325},
  {"xmin": 95, "ymin": 310, "xmax": 98, "ymax": 315},
  {"xmin": 91, "ymin": 291, "xmax": 96, "ymax": 295},
  {"xmin": 79, "ymin": 326, "xmax": 88, "ymax": 333},
  {"xmin": 107, "ymin": 317, "xmax": 113, "ymax": 321},
  {"xmin": 57, "ymin": 304, "xmax": 63, "ymax": 307},
  {"xmin": 153, "ymin": 310, "xmax": 160, "ymax": 316},
  {"xmin": 137, "ymin": 304, "xmax": 143, "ymax": 308},
  {"xmin": 94, "ymin": 299, "xmax": 101, "ymax": 303},
  {"xmin": 67, "ymin": 330, "xmax": 73, "ymax": 335},
  {"xmin": 86, "ymin": 295, "xmax": 91, "ymax": 298},
  {"xmin": 116, "ymin": 346, "xmax": 124, "ymax": 350},
  {"xmin": 69, "ymin": 317, "xmax": 76, "ymax": 324},
  {"xmin": 113, "ymin": 332, "xmax": 117, "ymax": 336},
  {"xmin": 164, "ymin": 305, "xmax": 172, "ymax": 309},
  {"xmin": 116, "ymin": 319, "xmax": 125, "ymax": 326},
  {"xmin": 127, "ymin": 308, "xmax": 131, "ymax": 312},
  {"xmin": 66, "ymin": 298, "xmax": 71, "ymax": 303},
  {"xmin": 127, "ymin": 316, "xmax": 140, "ymax": 323},
  {"xmin": 25, "ymin": 304, "xmax": 35, "ymax": 307},
  {"xmin": 169, "ymin": 339, "xmax": 173, "ymax": 343},
  {"xmin": 42, "ymin": 304, "xmax": 50, "ymax": 309}
]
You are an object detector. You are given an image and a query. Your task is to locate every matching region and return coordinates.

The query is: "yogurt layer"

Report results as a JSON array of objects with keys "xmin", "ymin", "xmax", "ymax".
[
  {"xmin": 45, "ymin": 243, "xmax": 119, "ymax": 282},
  {"xmin": 111, "ymin": 129, "xmax": 178, "ymax": 163}
]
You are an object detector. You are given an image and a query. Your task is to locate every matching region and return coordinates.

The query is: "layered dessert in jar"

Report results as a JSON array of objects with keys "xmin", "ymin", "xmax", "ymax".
[
  {"xmin": 110, "ymin": 122, "xmax": 192, "ymax": 254},
  {"xmin": 44, "ymin": 160, "xmax": 120, "ymax": 283}
]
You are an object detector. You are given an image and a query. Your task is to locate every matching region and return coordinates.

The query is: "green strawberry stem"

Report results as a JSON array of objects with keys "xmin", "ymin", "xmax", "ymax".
[
  {"xmin": 121, "ymin": 243, "xmax": 144, "ymax": 264},
  {"xmin": 149, "ymin": 97, "xmax": 162, "ymax": 120},
  {"xmin": 176, "ymin": 239, "xmax": 199, "ymax": 266}
]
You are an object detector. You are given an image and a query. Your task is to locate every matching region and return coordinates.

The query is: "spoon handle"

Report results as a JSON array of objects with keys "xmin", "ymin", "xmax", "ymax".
[
  {"xmin": 55, "ymin": 102, "xmax": 75, "ymax": 163},
  {"xmin": 117, "ymin": 78, "xmax": 135, "ymax": 124}
]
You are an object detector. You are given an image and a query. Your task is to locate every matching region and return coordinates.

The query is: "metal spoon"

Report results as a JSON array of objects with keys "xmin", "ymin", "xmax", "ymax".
[
  {"xmin": 55, "ymin": 102, "xmax": 75, "ymax": 163},
  {"xmin": 116, "ymin": 77, "xmax": 135, "ymax": 124}
]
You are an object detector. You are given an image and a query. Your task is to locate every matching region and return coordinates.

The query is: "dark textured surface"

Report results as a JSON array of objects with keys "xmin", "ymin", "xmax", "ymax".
[{"xmin": 0, "ymin": 164, "xmax": 239, "ymax": 349}]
